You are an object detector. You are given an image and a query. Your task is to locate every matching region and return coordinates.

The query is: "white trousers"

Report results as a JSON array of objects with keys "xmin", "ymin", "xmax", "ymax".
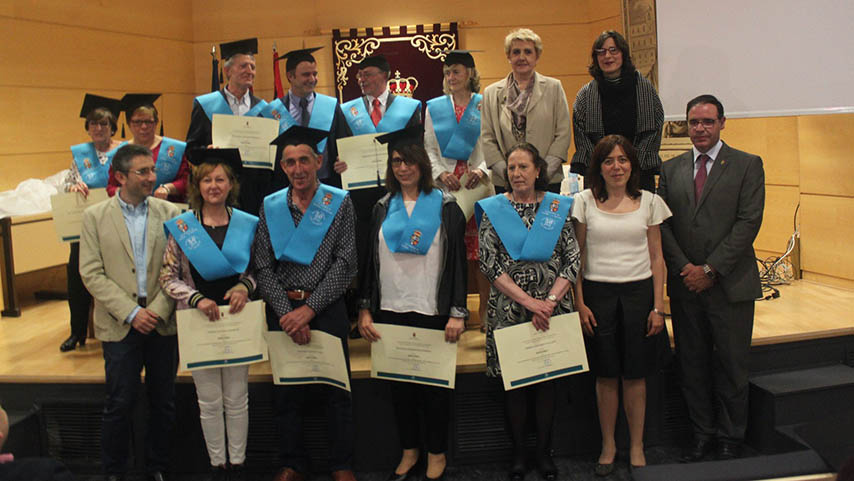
[{"xmin": 191, "ymin": 365, "xmax": 249, "ymax": 466}]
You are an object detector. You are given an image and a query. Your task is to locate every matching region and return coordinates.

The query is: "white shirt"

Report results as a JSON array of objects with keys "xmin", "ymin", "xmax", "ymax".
[
  {"xmin": 692, "ymin": 139, "xmax": 722, "ymax": 178},
  {"xmin": 571, "ymin": 189, "xmax": 672, "ymax": 283},
  {"xmin": 366, "ymin": 88, "xmax": 390, "ymax": 117},
  {"xmin": 223, "ymin": 86, "xmax": 251, "ymax": 116}
]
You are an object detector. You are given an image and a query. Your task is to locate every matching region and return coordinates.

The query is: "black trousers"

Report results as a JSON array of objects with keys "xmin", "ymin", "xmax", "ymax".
[
  {"xmin": 101, "ymin": 329, "xmax": 178, "ymax": 475},
  {"xmin": 670, "ymin": 284, "xmax": 754, "ymax": 442},
  {"xmin": 270, "ymin": 297, "xmax": 354, "ymax": 473},
  {"xmin": 67, "ymin": 242, "xmax": 92, "ymax": 337}
]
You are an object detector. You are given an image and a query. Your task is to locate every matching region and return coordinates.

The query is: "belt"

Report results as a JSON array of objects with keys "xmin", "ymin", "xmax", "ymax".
[{"xmin": 286, "ymin": 289, "xmax": 312, "ymax": 301}]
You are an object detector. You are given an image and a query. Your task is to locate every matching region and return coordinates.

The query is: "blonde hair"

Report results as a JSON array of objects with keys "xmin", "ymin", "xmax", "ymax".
[
  {"xmin": 187, "ymin": 163, "xmax": 240, "ymax": 210},
  {"xmin": 504, "ymin": 28, "xmax": 543, "ymax": 56},
  {"xmin": 441, "ymin": 65, "xmax": 482, "ymax": 94}
]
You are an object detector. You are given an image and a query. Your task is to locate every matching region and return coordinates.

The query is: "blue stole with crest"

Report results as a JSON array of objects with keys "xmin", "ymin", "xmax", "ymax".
[
  {"xmin": 381, "ymin": 190, "xmax": 443, "ymax": 255},
  {"xmin": 264, "ymin": 184, "xmax": 347, "ymax": 265},
  {"xmin": 260, "ymin": 94, "xmax": 337, "ymax": 152},
  {"xmin": 197, "ymin": 91, "xmax": 268, "ymax": 120},
  {"xmin": 247, "ymin": 99, "xmax": 268, "ymax": 117},
  {"xmin": 341, "ymin": 96, "xmax": 420, "ymax": 135},
  {"xmin": 475, "ymin": 192, "xmax": 572, "ymax": 262},
  {"xmin": 426, "ymin": 94, "xmax": 482, "ymax": 161},
  {"xmin": 155, "ymin": 137, "xmax": 186, "ymax": 188},
  {"xmin": 71, "ymin": 141, "xmax": 128, "ymax": 188},
  {"xmin": 164, "ymin": 209, "xmax": 259, "ymax": 281}
]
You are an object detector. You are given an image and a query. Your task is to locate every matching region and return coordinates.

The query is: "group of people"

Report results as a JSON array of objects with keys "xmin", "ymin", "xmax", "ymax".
[{"xmin": 57, "ymin": 25, "xmax": 764, "ymax": 481}]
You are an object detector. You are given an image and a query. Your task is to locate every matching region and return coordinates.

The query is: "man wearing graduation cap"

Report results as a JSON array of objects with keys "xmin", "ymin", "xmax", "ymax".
[
  {"xmin": 186, "ymin": 38, "xmax": 271, "ymax": 216},
  {"xmin": 260, "ymin": 47, "xmax": 350, "ymax": 189},
  {"xmin": 252, "ymin": 125, "xmax": 358, "ymax": 481},
  {"xmin": 106, "ymin": 94, "xmax": 190, "ymax": 201}
]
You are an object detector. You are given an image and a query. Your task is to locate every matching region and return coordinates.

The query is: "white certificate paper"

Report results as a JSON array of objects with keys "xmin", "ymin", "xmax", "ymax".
[
  {"xmin": 265, "ymin": 330, "xmax": 351, "ymax": 392},
  {"xmin": 50, "ymin": 188, "xmax": 109, "ymax": 242},
  {"xmin": 452, "ymin": 173, "xmax": 494, "ymax": 222},
  {"xmin": 177, "ymin": 300, "xmax": 268, "ymax": 371},
  {"xmin": 212, "ymin": 114, "xmax": 279, "ymax": 170},
  {"xmin": 337, "ymin": 133, "xmax": 385, "ymax": 190},
  {"xmin": 494, "ymin": 312, "xmax": 589, "ymax": 390},
  {"xmin": 371, "ymin": 324, "xmax": 458, "ymax": 389}
]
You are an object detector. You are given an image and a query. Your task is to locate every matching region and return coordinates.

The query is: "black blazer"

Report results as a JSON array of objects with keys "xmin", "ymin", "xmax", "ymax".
[{"xmin": 185, "ymin": 89, "xmax": 264, "ymax": 151}]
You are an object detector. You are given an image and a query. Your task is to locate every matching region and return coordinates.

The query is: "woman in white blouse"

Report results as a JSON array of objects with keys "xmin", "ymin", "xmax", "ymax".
[{"xmin": 571, "ymin": 135, "xmax": 670, "ymax": 474}]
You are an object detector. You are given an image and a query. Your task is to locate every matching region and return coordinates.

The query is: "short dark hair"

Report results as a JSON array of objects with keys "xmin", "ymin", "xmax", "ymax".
[
  {"xmin": 112, "ymin": 144, "xmax": 152, "ymax": 174},
  {"xmin": 588, "ymin": 30, "xmax": 636, "ymax": 81},
  {"xmin": 85, "ymin": 107, "xmax": 118, "ymax": 135},
  {"xmin": 505, "ymin": 143, "xmax": 549, "ymax": 192},
  {"xmin": 129, "ymin": 104, "xmax": 159, "ymax": 123},
  {"xmin": 586, "ymin": 134, "xmax": 641, "ymax": 202},
  {"xmin": 686, "ymin": 94, "xmax": 725, "ymax": 119},
  {"xmin": 384, "ymin": 144, "xmax": 434, "ymax": 195}
]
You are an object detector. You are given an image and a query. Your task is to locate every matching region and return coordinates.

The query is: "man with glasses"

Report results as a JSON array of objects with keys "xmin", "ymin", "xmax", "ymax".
[
  {"xmin": 658, "ymin": 94, "xmax": 765, "ymax": 462},
  {"xmin": 80, "ymin": 144, "xmax": 181, "ymax": 481}
]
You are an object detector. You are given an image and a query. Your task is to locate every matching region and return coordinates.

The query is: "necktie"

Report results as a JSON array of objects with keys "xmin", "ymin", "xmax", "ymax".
[
  {"xmin": 371, "ymin": 98, "xmax": 382, "ymax": 127},
  {"xmin": 299, "ymin": 97, "xmax": 310, "ymax": 127},
  {"xmin": 694, "ymin": 154, "xmax": 710, "ymax": 203}
]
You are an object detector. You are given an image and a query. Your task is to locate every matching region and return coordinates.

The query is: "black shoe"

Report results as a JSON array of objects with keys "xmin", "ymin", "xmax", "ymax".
[
  {"xmin": 509, "ymin": 453, "xmax": 526, "ymax": 481},
  {"xmin": 208, "ymin": 465, "xmax": 227, "ymax": 481},
  {"xmin": 681, "ymin": 438, "xmax": 713, "ymax": 463},
  {"xmin": 229, "ymin": 463, "xmax": 246, "ymax": 481},
  {"xmin": 60, "ymin": 334, "xmax": 85, "ymax": 352},
  {"xmin": 105, "ymin": 475, "xmax": 124, "ymax": 481},
  {"xmin": 536, "ymin": 453, "xmax": 557, "ymax": 481},
  {"xmin": 148, "ymin": 472, "xmax": 167, "ymax": 481},
  {"xmin": 386, "ymin": 461, "xmax": 421, "ymax": 481},
  {"xmin": 594, "ymin": 462, "xmax": 614, "ymax": 476},
  {"xmin": 717, "ymin": 441, "xmax": 740, "ymax": 460}
]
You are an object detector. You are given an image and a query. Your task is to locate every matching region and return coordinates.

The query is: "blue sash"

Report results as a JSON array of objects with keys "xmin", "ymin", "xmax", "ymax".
[
  {"xmin": 381, "ymin": 190, "xmax": 443, "ymax": 255},
  {"xmin": 264, "ymin": 184, "xmax": 347, "ymax": 265},
  {"xmin": 71, "ymin": 141, "xmax": 128, "ymax": 188},
  {"xmin": 260, "ymin": 94, "xmax": 337, "ymax": 152},
  {"xmin": 155, "ymin": 137, "xmax": 186, "ymax": 188},
  {"xmin": 164, "ymin": 209, "xmax": 259, "ymax": 281},
  {"xmin": 341, "ymin": 96, "xmax": 420, "ymax": 135},
  {"xmin": 475, "ymin": 193, "xmax": 572, "ymax": 262},
  {"xmin": 247, "ymin": 99, "xmax": 268, "ymax": 117},
  {"xmin": 426, "ymin": 94, "xmax": 482, "ymax": 161},
  {"xmin": 196, "ymin": 92, "xmax": 232, "ymax": 121}
]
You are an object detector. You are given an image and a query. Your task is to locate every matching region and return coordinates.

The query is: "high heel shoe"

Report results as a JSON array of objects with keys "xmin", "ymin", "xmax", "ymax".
[
  {"xmin": 387, "ymin": 458, "xmax": 422, "ymax": 481},
  {"xmin": 60, "ymin": 334, "xmax": 85, "ymax": 352},
  {"xmin": 509, "ymin": 453, "xmax": 526, "ymax": 481}
]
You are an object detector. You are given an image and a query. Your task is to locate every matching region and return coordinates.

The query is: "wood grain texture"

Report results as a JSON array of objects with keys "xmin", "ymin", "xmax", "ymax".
[{"xmin": 800, "ymin": 194, "xmax": 854, "ymax": 281}]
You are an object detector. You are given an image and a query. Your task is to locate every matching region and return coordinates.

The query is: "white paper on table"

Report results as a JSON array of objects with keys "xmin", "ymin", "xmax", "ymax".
[
  {"xmin": 371, "ymin": 323, "xmax": 458, "ymax": 389},
  {"xmin": 177, "ymin": 300, "xmax": 268, "ymax": 371},
  {"xmin": 265, "ymin": 330, "xmax": 351, "ymax": 391},
  {"xmin": 50, "ymin": 188, "xmax": 108, "ymax": 242},
  {"xmin": 212, "ymin": 114, "xmax": 279, "ymax": 170}
]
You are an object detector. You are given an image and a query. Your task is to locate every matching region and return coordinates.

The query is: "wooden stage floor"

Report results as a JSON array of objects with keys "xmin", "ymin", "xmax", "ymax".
[{"xmin": 1, "ymin": 280, "xmax": 852, "ymax": 384}]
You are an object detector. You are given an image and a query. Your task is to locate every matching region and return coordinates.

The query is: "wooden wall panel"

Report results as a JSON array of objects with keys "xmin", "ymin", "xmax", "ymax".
[
  {"xmin": 722, "ymin": 117, "xmax": 799, "ymax": 187},
  {"xmin": 800, "ymin": 194, "xmax": 854, "ymax": 281},
  {"xmin": 755, "ymin": 185, "xmax": 799, "ymax": 256},
  {"xmin": 0, "ymin": 153, "xmax": 68, "ymax": 192},
  {"xmin": 799, "ymin": 113, "xmax": 854, "ymax": 197}
]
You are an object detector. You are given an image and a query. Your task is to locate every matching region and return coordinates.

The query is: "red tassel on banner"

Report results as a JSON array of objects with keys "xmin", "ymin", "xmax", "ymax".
[{"xmin": 273, "ymin": 43, "xmax": 285, "ymax": 100}]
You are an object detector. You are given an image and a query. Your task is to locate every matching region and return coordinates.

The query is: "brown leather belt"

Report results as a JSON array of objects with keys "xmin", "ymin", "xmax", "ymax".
[{"xmin": 286, "ymin": 289, "xmax": 312, "ymax": 301}]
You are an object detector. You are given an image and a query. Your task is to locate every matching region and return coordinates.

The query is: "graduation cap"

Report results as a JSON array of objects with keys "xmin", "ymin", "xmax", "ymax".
[
  {"xmin": 270, "ymin": 125, "xmax": 329, "ymax": 158},
  {"xmin": 80, "ymin": 94, "xmax": 122, "ymax": 119},
  {"xmin": 375, "ymin": 124, "xmax": 425, "ymax": 156},
  {"xmin": 358, "ymin": 55, "xmax": 390, "ymax": 72},
  {"xmin": 187, "ymin": 148, "xmax": 242, "ymax": 176},
  {"xmin": 444, "ymin": 50, "xmax": 480, "ymax": 68},
  {"xmin": 220, "ymin": 38, "xmax": 258, "ymax": 60},
  {"xmin": 282, "ymin": 46, "xmax": 322, "ymax": 72},
  {"xmin": 121, "ymin": 93, "xmax": 161, "ymax": 119}
]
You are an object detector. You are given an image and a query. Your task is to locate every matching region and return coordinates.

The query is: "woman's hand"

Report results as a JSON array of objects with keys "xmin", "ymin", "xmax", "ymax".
[
  {"xmin": 445, "ymin": 317, "xmax": 465, "ymax": 342},
  {"xmin": 358, "ymin": 309, "xmax": 381, "ymax": 342},
  {"xmin": 196, "ymin": 298, "xmax": 220, "ymax": 321},
  {"xmin": 578, "ymin": 303, "xmax": 597, "ymax": 336},
  {"xmin": 441, "ymin": 172, "xmax": 461, "ymax": 191},
  {"xmin": 646, "ymin": 309, "xmax": 665, "ymax": 337},
  {"xmin": 70, "ymin": 182, "xmax": 90, "ymax": 198},
  {"xmin": 464, "ymin": 169, "xmax": 485, "ymax": 189},
  {"xmin": 153, "ymin": 185, "xmax": 169, "ymax": 199},
  {"xmin": 224, "ymin": 286, "xmax": 248, "ymax": 314},
  {"xmin": 525, "ymin": 297, "xmax": 553, "ymax": 331}
]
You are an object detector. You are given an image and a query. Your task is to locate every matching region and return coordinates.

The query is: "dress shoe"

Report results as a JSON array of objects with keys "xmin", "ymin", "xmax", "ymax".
[
  {"xmin": 148, "ymin": 472, "xmax": 167, "ymax": 481},
  {"xmin": 60, "ymin": 334, "xmax": 85, "ymax": 352},
  {"xmin": 681, "ymin": 438, "xmax": 713, "ymax": 463},
  {"xmin": 594, "ymin": 462, "xmax": 614, "ymax": 476},
  {"xmin": 273, "ymin": 467, "xmax": 304, "ymax": 481},
  {"xmin": 536, "ymin": 453, "xmax": 557, "ymax": 481},
  {"xmin": 509, "ymin": 453, "xmax": 526, "ymax": 481},
  {"xmin": 209, "ymin": 465, "xmax": 227, "ymax": 481},
  {"xmin": 717, "ymin": 441, "xmax": 741, "ymax": 460},
  {"xmin": 332, "ymin": 469, "xmax": 357, "ymax": 481},
  {"xmin": 229, "ymin": 463, "xmax": 246, "ymax": 481}
]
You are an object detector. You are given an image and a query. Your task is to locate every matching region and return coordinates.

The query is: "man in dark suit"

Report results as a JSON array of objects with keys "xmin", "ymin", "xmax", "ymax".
[{"xmin": 658, "ymin": 94, "xmax": 765, "ymax": 462}]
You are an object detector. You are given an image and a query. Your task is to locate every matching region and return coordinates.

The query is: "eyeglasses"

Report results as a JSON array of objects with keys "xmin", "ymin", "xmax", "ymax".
[
  {"xmin": 129, "ymin": 119, "xmax": 157, "ymax": 126},
  {"xmin": 595, "ymin": 47, "xmax": 620, "ymax": 56},
  {"xmin": 128, "ymin": 167, "xmax": 156, "ymax": 177},
  {"xmin": 90, "ymin": 121, "xmax": 110, "ymax": 128},
  {"xmin": 390, "ymin": 157, "xmax": 418, "ymax": 167},
  {"xmin": 688, "ymin": 119, "xmax": 718, "ymax": 129}
]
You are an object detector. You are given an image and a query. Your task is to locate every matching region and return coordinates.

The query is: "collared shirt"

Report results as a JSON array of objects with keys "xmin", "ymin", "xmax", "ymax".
[
  {"xmin": 117, "ymin": 192, "xmax": 149, "ymax": 323},
  {"xmin": 223, "ymin": 86, "xmax": 251, "ymax": 116},
  {"xmin": 692, "ymin": 139, "xmax": 722, "ymax": 178},
  {"xmin": 366, "ymin": 88, "xmax": 390, "ymax": 117},
  {"xmin": 288, "ymin": 90, "xmax": 315, "ymax": 126},
  {"xmin": 252, "ymin": 186, "xmax": 357, "ymax": 318}
]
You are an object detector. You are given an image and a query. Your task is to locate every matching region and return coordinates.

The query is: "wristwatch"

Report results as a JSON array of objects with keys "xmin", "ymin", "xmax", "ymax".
[
  {"xmin": 702, "ymin": 263, "xmax": 716, "ymax": 279},
  {"xmin": 547, "ymin": 294, "xmax": 558, "ymax": 302}
]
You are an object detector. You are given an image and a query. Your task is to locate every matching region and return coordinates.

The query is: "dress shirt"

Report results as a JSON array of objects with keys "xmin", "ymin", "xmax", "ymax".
[
  {"xmin": 223, "ymin": 86, "xmax": 251, "ymax": 116},
  {"xmin": 366, "ymin": 88, "xmax": 390, "ymax": 117},
  {"xmin": 692, "ymin": 139, "xmax": 722, "ymax": 178},
  {"xmin": 288, "ymin": 91, "xmax": 315, "ymax": 126},
  {"xmin": 117, "ymin": 192, "xmax": 149, "ymax": 323}
]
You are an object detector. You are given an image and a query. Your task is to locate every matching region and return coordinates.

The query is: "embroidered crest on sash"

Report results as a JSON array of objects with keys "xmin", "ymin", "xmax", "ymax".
[
  {"xmin": 176, "ymin": 219, "xmax": 189, "ymax": 232},
  {"xmin": 271, "ymin": 109, "xmax": 281, "ymax": 120},
  {"xmin": 167, "ymin": 145, "xmax": 176, "ymax": 159},
  {"xmin": 550, "ymin": 198, "xmax": 560, "ymax": 212},
  {"xmin": 410, "ymin": 230, "xmax": 422, "ymax": 246},
  {"xmin": 83, "ymin": 157, "xmax": 92, "ymax": 169}
]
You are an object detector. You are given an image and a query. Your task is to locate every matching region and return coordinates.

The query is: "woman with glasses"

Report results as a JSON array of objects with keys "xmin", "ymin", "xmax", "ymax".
[
  {"xmin": 60, "ymin": 94, "xmax": 128, "ymax": 352},
  {"xmin": 107, "ymin": 94, "xmax": 190, "ymax": 202},
  {"xmin": 571, "ymin": 31, "xmax": 664, "ymax": 192}
]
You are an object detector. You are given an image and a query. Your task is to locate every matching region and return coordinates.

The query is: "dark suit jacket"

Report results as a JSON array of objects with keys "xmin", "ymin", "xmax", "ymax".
[
  {"xmin": 658, "ymin": 142, "xmax": 765, "ymax": 303},
  {"xmin": 185, "ymin": 89, "xmax": 264, "ymax": 151}
]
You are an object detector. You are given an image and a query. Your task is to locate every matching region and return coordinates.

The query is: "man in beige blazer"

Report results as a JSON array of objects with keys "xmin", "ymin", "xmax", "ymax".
[{"xmin": 80, "ymin": 143, "xmax": 180, "ymax": 481}]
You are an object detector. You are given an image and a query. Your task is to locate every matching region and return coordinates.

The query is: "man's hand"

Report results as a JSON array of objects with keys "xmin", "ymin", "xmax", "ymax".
[
  {"xmin": 333, "ymin": 159, "xmax": 348, "ymax": 174},
  {"xmin": 131, "ymin": 308, "xmax": 160, "ymax": 334},
  {"xmin": 681, "ymin": 263, "xmax": 714, "ymax": 293},
  {"xmin": 280, "ymin": 305, "xmax": 316, "ymax": 336}
]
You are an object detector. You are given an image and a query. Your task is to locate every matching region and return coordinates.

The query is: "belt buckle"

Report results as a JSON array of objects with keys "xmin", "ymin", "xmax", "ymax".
[{"xmin": 293, "ymin": 289, "xmax": 307, "ymax": 300}]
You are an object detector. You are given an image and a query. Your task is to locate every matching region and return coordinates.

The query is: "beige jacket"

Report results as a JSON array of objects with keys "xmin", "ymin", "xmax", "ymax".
[
  {"xmin": 480, "ymin": 72, "xmax": 571, "ymax": 187},
  {"xmin": 79, "ymin": 195, "xmax": 179, "ymax": 342}
]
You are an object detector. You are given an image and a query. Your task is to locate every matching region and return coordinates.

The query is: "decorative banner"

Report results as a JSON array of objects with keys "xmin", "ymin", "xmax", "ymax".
[{"xmin": 332, "ymin": 23, "xmax": 459, "ymax": 111}]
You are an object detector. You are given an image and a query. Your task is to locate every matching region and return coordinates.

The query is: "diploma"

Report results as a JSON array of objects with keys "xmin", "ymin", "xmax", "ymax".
[
  {"xmin": 50, "ymin": 188, "xmax": 108, "ymax": 242},
  {"xmin": 493, "ymin": 313, "xmax": 589, "ymax": 390},
  {"xmin": 265, "ymin": 330, "xmax": 351, "ymax": 392},
  {"xmin": 212, "ymin": 114, "xmax": 279, "ymax": 170},
  {"xmin": 452, "ymin": 173, "xmax": 494, "ymax": 222},
  {"xmin": 337, "ymin": 133, "xmax": 385, "ymax": 190},
  {"xmin": 177, "ymin": 300, "xmax": 268, "ymax": 371},
  {"xmin": 371, "ymin": 324, "xmax": 458, "ymax": 389}
]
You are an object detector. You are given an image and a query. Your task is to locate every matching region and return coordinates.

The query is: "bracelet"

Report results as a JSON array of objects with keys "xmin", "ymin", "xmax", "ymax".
[{"xmin": 652, "ymin": 308, "xmax": 665, "ymax": 316}]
